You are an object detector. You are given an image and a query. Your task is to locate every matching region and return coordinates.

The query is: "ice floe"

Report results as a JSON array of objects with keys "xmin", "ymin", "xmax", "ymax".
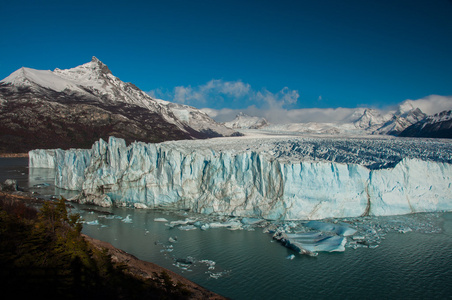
[
  {"xmin": 121, "ymin": 214, "xmax": 133, "ymax": 223},
  {"xmin": 154, "ymin": 217, "xmax": 169, "ymax": 222}
]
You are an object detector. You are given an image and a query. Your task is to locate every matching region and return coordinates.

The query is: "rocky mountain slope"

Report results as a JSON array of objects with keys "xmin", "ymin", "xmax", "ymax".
[
  {"xmin": 399, "ymin": 110, "xmax": 452, "ymax": 138},
  {"xmin": 0, "ymin": 57, "xmax": 237, "ymax": 153}
]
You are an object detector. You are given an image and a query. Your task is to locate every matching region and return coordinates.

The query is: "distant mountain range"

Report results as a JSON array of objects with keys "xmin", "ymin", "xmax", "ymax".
[
  {"xmin": 399, "ymin": 110, "xmax": 452, "ymax": 138},
  {"xmin": 223, "ymin": 104, "xmax": 452, "ymax": 139},
  {"xmin": 223, "ymin": 112, "xmax": 269, "ymax": 129},
  {"xmin": 0, "ymin": 57, "xmax": 238, "ymax": 153}
]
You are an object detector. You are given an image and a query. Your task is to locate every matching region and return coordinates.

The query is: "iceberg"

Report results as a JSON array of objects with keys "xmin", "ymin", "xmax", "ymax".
[
  {"xmin": 274, "ymin": 232, "xmax": 347, "ymax": 255},
  {"xmin": 29, "ymin": 136, "xmax": 452, "ymax": 220},
  {"xmin": 154, "ymin": 217, "xmax": 169, "ymax": 222}
]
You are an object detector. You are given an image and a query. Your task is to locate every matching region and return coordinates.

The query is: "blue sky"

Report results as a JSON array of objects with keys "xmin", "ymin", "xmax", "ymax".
[{"xmin": 1, "ymin": 0, "xmax": 452, "ymax": 121}]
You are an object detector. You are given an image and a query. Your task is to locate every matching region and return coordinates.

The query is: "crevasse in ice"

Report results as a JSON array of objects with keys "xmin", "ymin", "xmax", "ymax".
[{"xmin": 29, "ymin": 136, "xmax": 452, "ymax": 220}]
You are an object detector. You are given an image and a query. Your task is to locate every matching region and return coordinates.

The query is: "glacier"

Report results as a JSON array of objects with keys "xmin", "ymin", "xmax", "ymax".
[{"xmin": 29, "ymin": 136, "xmax": 452, "ymax": 220}]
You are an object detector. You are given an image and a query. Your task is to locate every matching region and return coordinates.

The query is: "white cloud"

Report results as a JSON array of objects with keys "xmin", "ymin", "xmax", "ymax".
[
  {"xmin": 202, "ymin": 106, "xmax": 360, "ymax": 124},
  {"xmin": 147, "ymin": 79, "xmax": 299, "ymax": 111},
  {"xmin": 400, "ymin": 95, "xmax": 452, "ymax": 115},
  {"xmin": 149, "ymin": 80, "xmax": 452, "ymax": 125}
]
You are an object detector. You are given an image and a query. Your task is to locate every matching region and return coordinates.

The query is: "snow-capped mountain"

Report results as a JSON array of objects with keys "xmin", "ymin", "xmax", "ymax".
[
  {"xmin": 223, "ymin": 112, "xmax": 268, "ymax": 129},
  {"xmin": 223, "ymin": 104, "xmax": 426, "ymax": 136},
  {"xmin": 347, "ymin": 104, "xmax": 426, "ymax": 135},
  {"xmin": 0, "ymin": 57, "xmax": 237, "ymax": 152},
  {"xmin": 399, "ymin": 110, "xmax": 452, "ymax": 138},
  {"xmin": 352, "ymin": 108, "xmax": 392, "ymax": 131}
]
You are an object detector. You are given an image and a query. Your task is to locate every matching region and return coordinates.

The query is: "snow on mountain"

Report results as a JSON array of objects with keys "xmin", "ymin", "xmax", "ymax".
[
  {"xmin": 337, "ymin": 105, "xmax": 426, "ymax": 135},
  {"xmin": 2, "ymin": 57, "xmax": 236, "ymax": 135},
  {"xmin": 1, "ymin": 67, "xmax": 86, "ymax": 93},
  {"xmin": 29, "ymin": 135, "xmax": 452, "ymax": 220},
  {"xmin": 399, "ymin": 110, "xmax": 452, "ymax": 138},
  {"xmin": 223, "ymin": 112, "xmax": 269, "ymax": 129},
  {"xmin": 223, "ymin": 104, "xmax": 427, "ymax": 136},
  {"xmin": 352, "ymin": 108, "xmax": 392, "ymax": 130},
  {"xmin": 0, "ymin": 57, "xmax": 237, "ymax": 152}
]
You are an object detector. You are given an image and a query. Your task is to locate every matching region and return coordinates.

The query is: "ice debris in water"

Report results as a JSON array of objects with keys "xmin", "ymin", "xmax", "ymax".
[
  {"xmin": 161, "ymin": 213, "xmax": 268, "ymax": 231},
  {"xmin": 154, "ymin": 217, "xmax": 168, "ymax": 222},
  {"xmin": 200, "ymin": 260, "xmax": 216, "ymax": 270},
  {"xmin": 121, "ymin": 215, "xmax": 132, "ymax": 223},
  {"xmin": 274, "ymin": 232, "xmax": 346, "ymax": 256},
  {"xmin": 173, "ymin": 256, "xmax": 229, "ymax": 279},
  {"xmin": 178, "ymin": 225, "xmax": 197, "ymax": 231},
  {"xmin": 286, "ymin": 254, "xmax": 295, "ymax": 260},
  {"xmin": 264, "ymin": 212, "xmax": 444, "ymax": 255},
  {"xmin": 85, "ymin": 220, "xmax": 100, "ymax": 226}
]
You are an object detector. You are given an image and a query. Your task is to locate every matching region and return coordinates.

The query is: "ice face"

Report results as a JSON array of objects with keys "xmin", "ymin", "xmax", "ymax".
[{"xmin": 29, "ymin": 136, "xmax": 452, "ymax": 220}]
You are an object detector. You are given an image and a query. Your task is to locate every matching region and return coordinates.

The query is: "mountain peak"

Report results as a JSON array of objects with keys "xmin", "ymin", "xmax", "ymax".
[{"xmin": 89, "ymin": 56, "xmax": 111, "ymax": 75}]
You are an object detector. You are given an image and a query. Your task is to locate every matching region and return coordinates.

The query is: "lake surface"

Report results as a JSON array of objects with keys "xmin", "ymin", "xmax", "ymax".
[{"xmin": 2, "ymin": 157, "xmax": 452, "ymax": 299}]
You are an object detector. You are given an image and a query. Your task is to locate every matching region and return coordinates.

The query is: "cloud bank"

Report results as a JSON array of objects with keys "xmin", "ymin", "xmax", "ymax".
[
  {"xmin": 148, "ymin": 80, "xmax": 452, "ymax": 124},
  {"xmin": 148, "ymin": 79, "xmax": 300, "ymax": 123},
  {"xmin": 400, "ymin": 95, "xmax": 452, "ymax": 115}
]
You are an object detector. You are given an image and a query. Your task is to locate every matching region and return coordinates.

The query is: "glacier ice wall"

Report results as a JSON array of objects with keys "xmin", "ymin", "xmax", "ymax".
[{"xmin": 29, "ymin": 137, "xmax": 452, "ymax": 220}]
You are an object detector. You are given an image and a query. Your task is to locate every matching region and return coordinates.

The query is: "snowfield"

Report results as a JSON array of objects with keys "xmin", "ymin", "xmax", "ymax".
[{"xmin": 29, "ymin": 133, "xmax": 452, "ymax": 220}]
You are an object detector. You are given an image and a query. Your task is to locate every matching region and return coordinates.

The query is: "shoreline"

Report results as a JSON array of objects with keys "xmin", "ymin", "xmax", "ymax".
[
  {"xmin": 0, "ymin": 190, "xmax": 227, "ymax": 300},
  {"xmin": 83, "ymin": 234, "xmax": 228, "ymax": 300},
  {"xmin": 0, "ymin": 153, "xmax": 29, "ymax": 158}
]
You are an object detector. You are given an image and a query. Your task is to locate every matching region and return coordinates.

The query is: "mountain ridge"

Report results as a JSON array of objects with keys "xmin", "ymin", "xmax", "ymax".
[
  {"xmin": 399, "ymin": 110, "xmax": 452, "ymax": 138},
  {"xmin": 223, "ymin": 105, "xmax": 427, "ymax": 136},
  {"xmin": 0, "ymin": 57, "xmax": 238, "ymax": 153}
]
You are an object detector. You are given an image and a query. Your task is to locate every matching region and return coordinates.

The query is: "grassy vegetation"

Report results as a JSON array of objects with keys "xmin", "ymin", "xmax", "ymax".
[{"xmin": 0, "ymin": 194, "xmax": 192, "ymax": 299}]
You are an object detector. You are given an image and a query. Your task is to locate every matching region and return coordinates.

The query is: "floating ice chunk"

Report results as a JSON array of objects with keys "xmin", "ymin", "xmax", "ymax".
[
  {"xmin": 168, "ymin": 236, "xmax": 177, "ymax": 243},
  {"xmin": 209, "ymin": 220, "xmax": 243, "ymax": 230},
  {"xmin": 154, "ymin": 217, "xmax": 169, "ymax": 222},
  {"xmin": 170, "ymin": 218, "xmax": 197, "ymax": 226},
  {"xmin": 178, "ymin": 225, "xmax": 197, "ymax": 231},
  {"xmin": 208, "ymin": 222, "xmax": 226, "ymax": 228},
  {"xmin": 121, "ymin": 215, "xmax": 132, "ymax": 223},
  {"xmin": 397, "ymin": 227, "xmax": 412, "ymax": 234},
  {"xmin": 175, "ymin": 257, "xmax": 195, "ymax": 265},
  {"xmin": 161, "ymin": 248, "xmax": 174, "ymax": 253},
  {"xmin": 241, "ymin": 217, "xmax": 264, "ymax": 225},
  {"xmin": 200, "ymin": 224, "xmax": 210, "ymax": 230},
  {"xmin": 134, "ymin": 203, "xmax": 148, "ymax": 209},
  {"xmin": 200, "ymin": 260, "xmax": 216, "ymax": 270},
  {"xmin": 286, "ymin": 254, "xmax": 295, "ymax": 260},
  {"xmin": 274, "ymin": 232, "xmax": 346, "ymax": 255},
  {"xmin": 306, "ymin": 220, "xmax": 357, "ymax": 236},
  {"xmin": 207, "ymin": 270, "xmax": 230, "ymax": 279},
  {"xmin": 86, "ymin": 220, "xmax": 100, "ymax": 225}
]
